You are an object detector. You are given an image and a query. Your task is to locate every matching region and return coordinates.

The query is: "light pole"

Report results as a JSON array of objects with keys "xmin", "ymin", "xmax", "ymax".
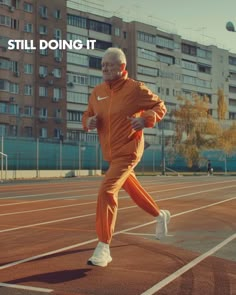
[
  {"xmin": 160, "ymin": 121, "xmax": 166, "ymax": 175},
  {"xmin": 226, "ymin": 21, "xmax": 235, "ymax": 32}
]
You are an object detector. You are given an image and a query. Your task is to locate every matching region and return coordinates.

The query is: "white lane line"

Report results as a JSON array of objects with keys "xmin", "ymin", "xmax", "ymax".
[
  {"xmin": 1, "ymin": 180, "xmax": 236, "ymax": 215},
  {"xmin": 0, "ymin": 196, "xmax": 235, "ymax": 270},
  {"xmin": 0, "ymin": 212, "xmax": 95, "ymax": 233},
  {"xmin": 0, "ymin": 179, "xmax": 235, "ymax": 203},
  {"xmin": 1, "ymin": 186, "xmax": 235, "ymax": 233},
  {"xmin": 0, "ymin": 187, "xmax": 96, "ymax": 200},
  {"xmin": 0, "ymin": 193, "xmax": 96, "ymax": 207},
  {"xmin": 0, "ymin": 201, "xmax": 96, "ymax": 216},
  {"xmin": 0, "ymin": 282, "xmax": 53, "ymax": 293},
  {"xmin": 140, "ymin": 233, "xmax": 236, "ymax": 295}
]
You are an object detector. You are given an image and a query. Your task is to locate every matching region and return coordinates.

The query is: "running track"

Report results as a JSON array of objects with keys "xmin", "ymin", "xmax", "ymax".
[{"xmin": 0, "ymin": 176, "xmax": 235, "ymax": 295}]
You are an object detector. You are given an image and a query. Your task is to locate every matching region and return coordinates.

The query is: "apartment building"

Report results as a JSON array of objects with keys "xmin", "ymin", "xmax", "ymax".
[
  {"xmin": 0, "ymin": 0, "xmax": 67, "ymax": 139},
  {"xmin": 1, "ymin": 0, "xmax": 236, "ymax": 144},
  {"xmin": 66, "ymin": 6, "xmax": 236, "ymax": 146}
]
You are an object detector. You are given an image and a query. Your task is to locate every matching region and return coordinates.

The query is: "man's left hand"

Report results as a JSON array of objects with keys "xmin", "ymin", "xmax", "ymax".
[{"xmin": 127, "ymin": 117, "xmax": 145, "ymax": 130}]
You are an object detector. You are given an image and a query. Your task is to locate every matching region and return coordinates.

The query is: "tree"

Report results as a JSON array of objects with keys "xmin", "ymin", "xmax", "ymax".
[
  {"xmin": 173, "ymin": 94, "xmax": 221, "ymax": 168},
  {"xmin": 217, "ymin": 88, "xmax": 227, "ymax": 120},
  {"xmin": 173, "ymin": 90, "xmax": 236, "ymax": 169}
]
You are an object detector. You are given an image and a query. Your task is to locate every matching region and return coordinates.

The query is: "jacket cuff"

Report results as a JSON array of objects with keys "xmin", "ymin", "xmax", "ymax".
[{"xmin": 141, "ymin": 110, "xmax": 156, "ymax": 128}]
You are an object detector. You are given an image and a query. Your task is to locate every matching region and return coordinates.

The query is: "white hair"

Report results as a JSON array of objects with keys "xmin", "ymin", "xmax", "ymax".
[{"xmin": 103, "ymin": 47, "xmax": 127, "ymax": 65}]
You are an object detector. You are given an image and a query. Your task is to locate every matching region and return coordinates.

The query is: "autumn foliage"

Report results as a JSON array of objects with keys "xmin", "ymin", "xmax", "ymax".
[{"xmin": 173, "ymin": 90, "xmax": 236, "ymax": 167}]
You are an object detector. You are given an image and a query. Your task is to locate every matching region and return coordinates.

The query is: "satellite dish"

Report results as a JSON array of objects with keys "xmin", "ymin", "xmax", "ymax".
[{"xmin": 226, "ymin": 21, "xmax": 235, "ymax": 32}]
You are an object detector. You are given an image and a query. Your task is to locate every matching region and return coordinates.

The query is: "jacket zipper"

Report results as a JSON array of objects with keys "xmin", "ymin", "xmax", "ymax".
[{"xmin": 108, "ymin": 90, "xmax": 113, "ymax": 160}]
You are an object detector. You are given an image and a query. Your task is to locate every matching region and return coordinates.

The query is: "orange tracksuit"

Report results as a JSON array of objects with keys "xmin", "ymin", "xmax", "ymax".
[{"xmin": 82, "ymin": 71, "xmax": 167, "ymax": 244}]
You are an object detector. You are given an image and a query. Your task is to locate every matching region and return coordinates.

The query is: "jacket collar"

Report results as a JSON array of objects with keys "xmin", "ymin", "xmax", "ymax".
[{"xmin": 105, "ymin": 70, "xmax": 128, "ymax": 91}]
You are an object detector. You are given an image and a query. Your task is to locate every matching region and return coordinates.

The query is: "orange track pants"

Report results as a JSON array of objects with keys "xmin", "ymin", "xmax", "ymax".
[{"xmin": 96, "ymin": 156, "xmax": 160, "ymax": 244}]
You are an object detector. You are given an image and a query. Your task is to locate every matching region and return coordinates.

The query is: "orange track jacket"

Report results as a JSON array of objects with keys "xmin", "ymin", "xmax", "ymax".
[{"xmin": 82, "ymin": 71, "xmax": 167, "ymax": 161}]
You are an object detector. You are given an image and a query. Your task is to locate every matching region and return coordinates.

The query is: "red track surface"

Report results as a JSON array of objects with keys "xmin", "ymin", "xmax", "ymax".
[{"xmin": 0, "ymin": 176, "xmax": 235, "ymax": 295}]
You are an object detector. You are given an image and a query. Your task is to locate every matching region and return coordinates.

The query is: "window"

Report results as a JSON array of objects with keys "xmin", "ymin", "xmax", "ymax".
[
  {"xmin": 39, "ymin": 6, "xmax": 48, "ymax": 18},
  {"xmin": 67, "ymin": 72, "xmax": 88, "ymax": 85},
  {"xmin": 39, "ymin": 86, "xmax": 48, "ymax": 97},
  {"xmin": 39, "ymin": 25, "xmax": 48, "ymax": 35},
  {"xmin": 11, "ymin": 61, "xmax": 19, "ymax": 73},
  {"xmin": 114, "ymin": 27, "xmax": 120, "ymax": 36},
  {"xmin": 52, "ymin": 68, "xmax": 61, "ymax": 78},
  {"xmin": 39, "ymin": 65, "xmax": 48, "ymax": 77},
  {"xmin": 67, "ymin": 110, "xmax": 84, "ymax": 122},
  {"xmin": 138, "ymin": 48, "xmax": 156, "ymax": 61},
  {"xmin": 39, "ymin": 108, "xmax": 47, "ymax": 118},
  {"xmin": 182, "ymin": 60, "xmax": 197, "ymax": 71},
  {"xmin": 0, "ymin": 124, "xmax": 7, "ymax": 136},
  {"xmin": 9, "ymin": 104, "xmax": 17, "ymax": 114},
  {"xmin": 88, "ymin": 19, "xmax": 111, "ymax": 34},
  {"xmin": 10, "ymin": 83, "xmax": 19, "ymax": 94},
  {"xmin": 138, "ymin": 65, "xmax": 158, "ymax": 76},
  {"xmin": 137, "ymin": 31, "xmax": 156, "ymax": 44},
  {"xmin": 89, "ymin": 75, "xmax": 102, "ymax": 87},
  {"xmin": 157, "ymin": 54, "xmax": 174, "ymax": 65},
  {"xmin": 0, "ymin": 58, "xmax": 10, "ymax": 70},
  {"xmin": 9, "ymin": 125, "xmax": 17, "ymax": 136},
  {"xmin": 40, "ymin": 48, "xmax": 48, "ymax": 56},
  {"xmin": 54, "ymin": 9, "xmax": 61, "ymax": 19},
  {"xmin": 229, "ymin": 112, "xmax": 236, "ymax": 120},
  {"xmin": 67, "ymin": 32, "xmax": 87, "ymax": 44},
  {"xmin": 229, "ymin": 56, "xmax": 236, "ymax": 66},
  {"xmin": 94, "ymin": 40, "xmax": 112, "ymax": 50},
  {"xmin": 24, "ymin": 2, "xmax": 33, "ymax": 12},
  {"xmin": 67, "ymin": 14, "xmax": 87, "ymax": 29},
  {"xmin": 0, "ymin": 79, "xmax": 9, "ymax": 91},
  {"xmin": 25, "ymin": 41, "xmax": 33, "ymax": 53},
  {"xmin": 24, "ymin": 105, "xmax": 33, "ymax": 116},
  {"xmin": 54, "ymin": 108, "xmax": 61, "ymax": 118},
  {"xmin": 156, "ymin": 35, "xmax": 174, "ymax": 50},
  {"xmin": 24, "ymin": 63, "xmax": 33, "ymax": 74},
  {"xmin": 183, "ymin": 75, "xmax": 211, "ymax": 88},
  {"xmin": 53, "ymin": 87, "xmax": 62, "ymax": 100},
  {"xmin": 0, "ymin": 0, "xmax": 11, "ymax": 5},
  {"xmin": 40, "ymin": 127, "xmax": 47, "ymax": 138},
  {"xmin": 54, "ymin": 28, "xmax": 61, "ymax": 40},
  {"xmin": 198, "ymin": 64, "xmax": 211, "ymax": 74},
  {"xmin": 67, "ymin": 52, "xmax": 88, "ymax": 66},
  {"xmin": 24, "ymin": 84, "xmax": 33, "ymax": 95},
  {"xmin": 229, "ymin": 98, "xmax": 236, "ymax": 106},
  {"xmin": 89, "ymin": 56, "xmax": 102, "ymax": 69},
  {"xmin": 54, "ymin": 49, "xmax": 62, "ymax": 61},
  {"xmin": 24, "ymin": 126, "xmax": 32, "ymax": 137},
  {"xmin": 54, "ymin": 128, "xmax": 61, "ymax": 138},
  {"xmin": 229, "ymin": 86, "xmax": 236, "ymax": 93},
  {"xmin": 182, "ymin": 43, "xmax": 197, "ymax": 56},
  {"xmin": 197, "ymin": 48, "xmax": 212, "ymax": 60},
  {"xmin": 67, "ymin": 92, "xmax": 88, "ymax": 104},
  {"xmin": 24, "ymin": 23, "xmax": 33, "ymax": 33},
  {"xmin": 0, "ymin": 102, "xmax": 7, "ymax": 113},
  {"xmin": 0, "ymin": 15, "xmax": 11, "ymax": 27}
]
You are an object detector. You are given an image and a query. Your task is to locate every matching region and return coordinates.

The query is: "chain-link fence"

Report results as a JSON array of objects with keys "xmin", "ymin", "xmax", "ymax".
[{"xmin": 0, "ymin": 137, "xmax": 236, "ymax": 178}]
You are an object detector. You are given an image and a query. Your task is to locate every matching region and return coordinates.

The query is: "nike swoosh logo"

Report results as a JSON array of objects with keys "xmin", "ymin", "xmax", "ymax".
[{"xmin": 97, "ymin": 96, "xmax": 109, "ymax": 101}]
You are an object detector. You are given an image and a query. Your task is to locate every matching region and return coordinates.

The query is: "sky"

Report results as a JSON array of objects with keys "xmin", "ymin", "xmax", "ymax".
[{"xmin": 70, "ymin": 0, "xmax": 236, "ymax": 53}]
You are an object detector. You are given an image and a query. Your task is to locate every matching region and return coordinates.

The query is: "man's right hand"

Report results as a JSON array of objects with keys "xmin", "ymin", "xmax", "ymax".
[{"xmin": 86, "ymin": 114, "xmax": 98, "ymax": 130}]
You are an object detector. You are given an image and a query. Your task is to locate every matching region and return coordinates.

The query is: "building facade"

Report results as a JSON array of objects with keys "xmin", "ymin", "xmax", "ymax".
[
  {"xmin": 0, "ymin": 0, "xmax": 67, "ymax": 139},
  {"xmin": 1, "ymin": 0, "xmax": 236, "ymax": 145}
]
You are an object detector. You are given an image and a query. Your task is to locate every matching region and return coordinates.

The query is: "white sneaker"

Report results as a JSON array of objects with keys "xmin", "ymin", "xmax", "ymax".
[
  {"xmin": 87, "ymin": 242, "xmax": 112, "ymax": 267},
  {"xmin": 156, "ymin": 210, "xmax": 171, "ymax": 239}
]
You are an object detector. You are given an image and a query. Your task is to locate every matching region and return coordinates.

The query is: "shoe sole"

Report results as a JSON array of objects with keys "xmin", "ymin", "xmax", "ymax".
[{"xmin": 87, "ymin": 256, "xmax": 112, "ymax": 267}]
